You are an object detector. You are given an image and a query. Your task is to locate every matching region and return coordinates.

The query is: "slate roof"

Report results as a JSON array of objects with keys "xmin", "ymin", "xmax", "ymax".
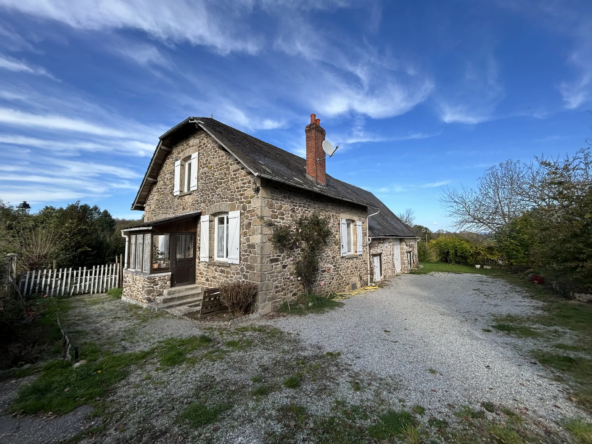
[{"xmin": 132, "ymin": 117, "xmax": 417, "ymax": 238}]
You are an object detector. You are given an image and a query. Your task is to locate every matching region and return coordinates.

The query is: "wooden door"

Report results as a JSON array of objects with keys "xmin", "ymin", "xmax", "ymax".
[
  {"xmin": 393, "ymin": 239, "xmax": 402, "ymax": 273},
  {"xmin": 373, "ymin": 255, "xmax": 381, "ymax": 282},
  {"xmin": 171, "ymin": 233, "xmax": 196, "ymax": 287}
]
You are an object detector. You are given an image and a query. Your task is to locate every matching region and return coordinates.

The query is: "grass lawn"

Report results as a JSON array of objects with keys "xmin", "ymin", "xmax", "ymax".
[{"xmin": 413, "ymin": 261, "xmax": 505, "ymax": 276}]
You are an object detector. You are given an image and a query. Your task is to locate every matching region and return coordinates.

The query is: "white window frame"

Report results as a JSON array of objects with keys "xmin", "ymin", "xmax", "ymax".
[
  {"xmin": 183, "ymin": 158, "xmax": 192, "ymax": 193},
  {"xmin": 214, "ymin": 214, "xmax": 229, "ymax": 261}
]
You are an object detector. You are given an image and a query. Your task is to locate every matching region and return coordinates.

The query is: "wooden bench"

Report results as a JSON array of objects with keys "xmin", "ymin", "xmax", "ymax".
[{"xmin": 200, "ymin": 288, "xmax": 229, "ymax": 317}]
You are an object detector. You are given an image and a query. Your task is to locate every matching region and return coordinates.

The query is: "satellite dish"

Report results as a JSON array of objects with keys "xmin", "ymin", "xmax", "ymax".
[{"xmin": 322, "ymin": 140, "xmax": 339, "ymax": 157}]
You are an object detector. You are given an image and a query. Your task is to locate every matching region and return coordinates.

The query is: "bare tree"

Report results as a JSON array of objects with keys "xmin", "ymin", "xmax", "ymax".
[
  {"xmin": 397, "ymin": 208, "xmax": 416, "ymax": 226},
  {"xmin": 441, "ymin": 160, "xmax": 543, "ymax": 232},
  {"xmin": 17, "ymin": 227, "xmax": 64, "ymax": 272}
]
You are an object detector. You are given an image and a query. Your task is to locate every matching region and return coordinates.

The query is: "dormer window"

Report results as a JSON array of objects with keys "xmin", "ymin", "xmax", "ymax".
[{"xmin": 173, "ymin": 152, "xmax": 198, "ymax": 195}]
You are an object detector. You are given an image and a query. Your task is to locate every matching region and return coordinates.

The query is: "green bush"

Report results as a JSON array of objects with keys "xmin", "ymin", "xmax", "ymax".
[
  {"xmin": 417, "ymin": 241, "xmax": 436, "ymax": 262},
  {"xmin": 430, "ymin": 236, "xmax": 474, "ymax": 265}
]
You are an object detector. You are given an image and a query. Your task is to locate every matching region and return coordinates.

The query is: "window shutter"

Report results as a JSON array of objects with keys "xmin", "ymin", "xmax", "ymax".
[
  {"xmin": 173, "ymin": 160, "xmax": 181, "ymax": 196},
  {"xmin": 356, "ymin": 221, "xmax": 363, "ymax": 255},
  {"xmin": 227, "ymin": 210, "xmax": 240, "ymax": 264},
  {"xmin": 199, "ymin": 215, "xmax": 209, "ymax": 262},
  {"xmin": 340, "ymin": 219, "xmax": 347, "ymax": 257},
  {"xmin": 190, "ymin": 152, "xmax": 198, "ymax": 191}
]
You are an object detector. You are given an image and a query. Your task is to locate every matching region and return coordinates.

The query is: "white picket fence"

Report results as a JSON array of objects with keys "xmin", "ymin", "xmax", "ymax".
[{"xmin": 19, "ymin": 263, "xmax": 122, "ymax": 297}]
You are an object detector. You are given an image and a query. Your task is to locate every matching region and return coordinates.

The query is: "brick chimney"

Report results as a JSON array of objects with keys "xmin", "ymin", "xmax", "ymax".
[{"xmin": 305, "ymin": 113, "xmax": 326, "ymax": 185}]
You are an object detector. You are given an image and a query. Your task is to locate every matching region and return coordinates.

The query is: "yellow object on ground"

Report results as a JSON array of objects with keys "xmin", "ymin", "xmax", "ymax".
[{"xmin": 334, "ymin": 285, "xmax": 380, "ymax": 300}]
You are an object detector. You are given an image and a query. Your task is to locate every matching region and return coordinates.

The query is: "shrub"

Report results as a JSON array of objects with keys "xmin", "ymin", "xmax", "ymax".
[
  {"xmin": 219, "ymin": 281, "xmax": 257, "ymax": 316},
  {"xmin": 430, "ymin": 236, "xmax": 474, "ymax": 265},
  {"xmin": 417, "ymin": 241, "xmax": 436, "ymax": 262}
]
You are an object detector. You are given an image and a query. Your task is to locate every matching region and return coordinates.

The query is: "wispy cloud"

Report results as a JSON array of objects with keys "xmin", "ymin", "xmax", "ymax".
[
  {"xmin": 0, "ymin": 0, "xmax": 262, "ymax": 55},
  {"xmin": 436, "ymin": 56, "xmax": 504, "ymax": 124},
  {"xmin": 421, "ymin": 180, "xmax": 451, "ymax": 188},
  {"xmin": 0, "ymin": 54, "xmax": 54, "ymax": 78}
]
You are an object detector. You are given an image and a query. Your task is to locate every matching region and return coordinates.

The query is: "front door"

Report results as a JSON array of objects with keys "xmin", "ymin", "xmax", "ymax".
[
  {"xmin": 171, "ymin": 233, "xmax": 196, "ymax": 287},
  {"xmin": 372, "ymin": 255, "xmax": 381, "ymax": 282},
  {"xmin": 393, "ymin": 239, "xmax": 402, "ymax": 273}
]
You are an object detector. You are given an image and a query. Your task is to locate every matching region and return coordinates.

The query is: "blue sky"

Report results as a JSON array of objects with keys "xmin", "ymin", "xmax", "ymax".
[{"xmin": 0, "ymin": 0, "xmax": 590, "ymax": 229}]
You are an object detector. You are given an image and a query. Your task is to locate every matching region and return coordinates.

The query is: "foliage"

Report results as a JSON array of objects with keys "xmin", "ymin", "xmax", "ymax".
[
  {"xmin": 368, "ymin": 410, "xmax": 417, "ymax": 440},
  {"xmin": 413, "ymin": 262, "xmax": 504, "ymax": 276},
  {"xmin": 417, "ymin": 240, "xmax": 436, "ymax": 262},
  {"xmin": 495, "ymin": 213, "xmax": 536, "ymax": 265},
  {"xmin": 270, "ymin": 212, "xmax": 333, "ymax": 294},
  {"xmin": 219, "ymin": 281, "xmax": 258, "ymax": 315},
  {"xmin": 0, "ymin": 200, "xmax": 141, "ymax": 270},
  {"xmin": 178, "ymin": 402, "xmax": 232, "ymax": 428},
  {"xmin": 278, "ymin": 293, "xmax": 343, "ymax": 315},
  {"xmin": 430, "ymin": 235, "xmax": 474, "ymax": 265}
]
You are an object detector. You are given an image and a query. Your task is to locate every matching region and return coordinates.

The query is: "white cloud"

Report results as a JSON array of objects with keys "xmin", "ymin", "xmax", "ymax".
[
  {"xmin": 421, "ymin": 180, "xmax": 451, "ymax": 188},
  {"xmin": 0, "ymin": 54, "xmax": 54, "ymax": 78},
  {"xmin": 0, "ymin": 0, "xmax": 262, "ymax": 55},
  {"xmin": 436, "ymin": 56, "xmax": 504, "ymax": 124},
  {"xmin": 116, "ymin": 44, "xmax": 169, "ymax": 67},
  {"xmin": 558, "ymin": 40, "xmax": 592, "ymax": 109}
]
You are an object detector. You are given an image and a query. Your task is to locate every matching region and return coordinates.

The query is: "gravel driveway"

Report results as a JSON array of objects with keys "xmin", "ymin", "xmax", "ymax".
[{"xmin": 270, "ymin": 272, "xmax": 584, "ymax": 424}]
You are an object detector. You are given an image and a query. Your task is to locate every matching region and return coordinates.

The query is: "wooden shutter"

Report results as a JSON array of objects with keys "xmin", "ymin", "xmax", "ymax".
[
  {"xmin": 227, "ymin": 211, "xmax": 240, "ymax": 264},
  {"xmin": 340, "ymin": 219, "xmax": 347, "ymax": 257},
  {"xmin": 356, "ymin": 221, "xmax": 363, "ymax": 255},
  {"xmin": 173, "ymin": 160, "xmax": 181, "ymax": 196},
  {"xmin": 393, "ymin": 238, "xmax": 402, "ymax": 273},
  {"xmin": 200, "ymin": 215, "xmax": 209, "ymax": 262},
  {"xmin": 190, "ymin": 152, "xmax": 198, "ymax": 191}
]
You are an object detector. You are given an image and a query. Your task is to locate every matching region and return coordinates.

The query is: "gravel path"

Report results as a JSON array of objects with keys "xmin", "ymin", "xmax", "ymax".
[{"xmin": 270, "ymin": 272, "xmax": 585, "ymax": 425}]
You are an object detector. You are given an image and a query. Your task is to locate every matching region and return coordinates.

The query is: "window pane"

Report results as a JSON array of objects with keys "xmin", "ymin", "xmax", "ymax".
[
  {"xmin": 176, "ymin": 234, "xmax": 195, "ymax": 259},
  {"xmin": 143, "ymin": 235, "xmax": 151, "ymax": 273},
  {"xmin": 346, "ymin": 222, "xmax": 352, "ymax": 253},
  {"xmin": 136, "ymin": 234, "xmax": 144, "ymax": 271},
  {"xmin": 152, "ymin": 234, "xmax": 170, "ymax": 270},
  {"xmin": 130, "ymin": 235, "xmax": 136, "ymax": 269},
  {"xmin": 217, "ymin": 217, "xmax": 226, "ymax": 259},
  {"xmin": 186, "ymin": 162, "xmax": 192, "ymax": 191}
]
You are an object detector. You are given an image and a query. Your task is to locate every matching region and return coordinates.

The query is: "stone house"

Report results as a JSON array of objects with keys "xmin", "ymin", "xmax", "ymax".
[{"xmin": 122, "ymin": 114, "xmax": 418, "ymax": 314}]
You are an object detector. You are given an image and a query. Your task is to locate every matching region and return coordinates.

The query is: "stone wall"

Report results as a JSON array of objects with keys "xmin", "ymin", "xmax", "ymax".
[
  {"xmin": 143, "ymin": 130, "xmax": 260, "ymax": 292},
  {"xmin": 401, "ymin": 238, "xmax": 419, "ymax": 271},
  {"xmin": 256, "ymin": 180, "xmax": 369, "ymax": 314},
  {"xmin": 369, "ymin": 238, "xmax": 396, "ymax": 280},
  {"xmin": 122, "ymin": 270, "xmax": 170, "ymax": 305}
]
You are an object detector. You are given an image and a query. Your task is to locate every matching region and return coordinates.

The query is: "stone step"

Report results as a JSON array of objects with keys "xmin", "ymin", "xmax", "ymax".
[
  {"xmin": 165, "ymin": 303, "xmax": 202, "ymax": 317},
  {"xmin": 163, "ymin": 284, "xmax": 202, "ymax": 298},
  {"xmin": 156, "ymin": 292, "xmax": 199, "ymax": 305}
]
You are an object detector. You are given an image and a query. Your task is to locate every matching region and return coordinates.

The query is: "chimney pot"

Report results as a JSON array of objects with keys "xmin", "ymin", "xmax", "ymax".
[
  {"xmin": 315, "ymin": 118, "xmax": 320, "ymax": 125},
  {"xmin": 310, "ymin": 114, "xmax": 316, "ymax": 124}
]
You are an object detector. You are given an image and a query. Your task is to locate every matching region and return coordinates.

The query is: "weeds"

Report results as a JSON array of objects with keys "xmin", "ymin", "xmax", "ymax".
[
  {"xmin": 156, "ymin": 335, "xmax": 212, "ymax": 367},
  {"xmin": 278, "ymin": 293, "xmax": 343, "ymax": 316},
  {"xmin": 412, "ymin": 405, "xmax": 426, "ymax": 415},
  {"xmin": 251, "ymin": 385, "xmax": 271, "ymax": 396},
  {"xmin": 368, "ymin": 410, "xmax": 417, "ymax": 440},
  {"xmin": 565, "ymin": 418, "xmax": 592, "ymax": 444},
  {"xmin": 283, "ymin": 375, "xmax": 301, "ymax": 389},
  {"xmin": 178, "ymin": 402, "xmax": 231, "ymax": 428}
]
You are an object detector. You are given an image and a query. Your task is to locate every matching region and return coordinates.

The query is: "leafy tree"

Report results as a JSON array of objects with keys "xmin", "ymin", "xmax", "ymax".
[{"xmin": 430, "ymin": 235, "xmax": 474, "ymax": 265}]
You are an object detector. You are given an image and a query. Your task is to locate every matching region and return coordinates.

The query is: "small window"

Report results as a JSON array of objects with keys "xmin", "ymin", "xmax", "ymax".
[
  {"xmin": 136, "ymin": 234, "xmax": 144, "ymax": 271},
  {"xmin": 152, "ymin": 234, "xmax": 170, "ymax": 270},
  {"xmin": 215, "ymin": 214, "xmax": 229, "ymax": 261},
  {"xmin": 346, "ymin": 220, "xmax": 353, "ymax": 254},
  {"xmin": 174, "ymin": 153, "xmax": 198, "ymax": 195}
]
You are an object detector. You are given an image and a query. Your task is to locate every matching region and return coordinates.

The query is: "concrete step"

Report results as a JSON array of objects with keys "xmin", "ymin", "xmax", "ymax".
[
  {"xmin": 156, "ymin": 292, "xmax": 200, "ymax": 306},
  {"xmin": 163, "ymin": 284, "xmax": 202, "ymax": 298},
  {"xmin": 156, "ymin": 295, "xmax": 202, "ymax": 310}
]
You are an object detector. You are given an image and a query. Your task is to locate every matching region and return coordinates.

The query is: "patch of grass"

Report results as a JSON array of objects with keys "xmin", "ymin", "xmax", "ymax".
[
  {"xmin": 455, "ymin": 405, "xmax": 486, "ymax": 420},
  {"xmin": 403, "ymin": 423, "xmax": 423, "ymax": 444},
  {"xmin": 428, "ymin": 368, "xmax": 437, "ymax": 374},
  {"xmin": 278, "ymin": 293, "xmax": 343, "ymax": 316},
  {"xmin": 565, "ymin": 418, "xmax": 592, "ymax": 444},
  {"xmin": 533, "ymin": 351, "xmax": 592, "ymax": 375},
  {"xmin": 368, "ymin": 410, "xmax": 417, "ymax": 440},
  {"xmin": 412, "ymin": 405, "xmax": 426, "ymax": 415},
  {"xmin": 350, "ymin": 380, "xmax": 361, "ymax": 391},
  {"xmin": 283, "ymin": 375, "xmax": 301, "ymax": 389},
  {"xmin": 487, "ymin": 424, "xmax": 523, "ymax": 444},
  {"xmin": 106, "ymin": 288, "xmax": 122, "ymax": 298},
  {"xmin": 482, "ymin": 328, "xmax": 492, "ymax": 332},
  {"xmin": 177, "ymin": 402, "xmax": 231, "ymax": 429},
  {"xmin": 224, "ymin": 339, "xmax": 252, "ymax": 350},
  {"xmin": 250, "ymin": 384, "xmax": 271, "ymax": 396},
  {"xmin": 413, "ymin": 262, "xmax": 503, "ymax": 276},
  {"xmin": 481, "ymin": 401, "xmax": 495, "ymax": 413},
  {"xmin": 251, "ymin": 375, "xmax": 263, "ymax": 383},
  {"xmin": 554, "ymin": 343, "xmax": 585, "ymax": 351},
  {"xmin": 11, "ymin": 349, "xmax": 151, "ymax": 414},
  {"xmin": 157, "ymin": 335, "xmax": 213, "ymax": 367},
  {"xmin": 501, "ymin": 407, "xmax": 523, "ymax": 424},
  {"xmin": 491, "ymin": 323, "xmax": 540, "ymax": 338},
  {"xmin": 325, "ymin": 351, "xmax": 342, "ymax": 357},
  {"xmin": 428, "ymin": 417, "xmax": 449, "ymax": 429}
]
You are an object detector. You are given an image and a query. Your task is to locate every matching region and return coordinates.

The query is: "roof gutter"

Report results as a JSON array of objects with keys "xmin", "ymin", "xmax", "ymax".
[{"xmin": 367, "ymin": 209, "xmax": 380, "ymax": 285}]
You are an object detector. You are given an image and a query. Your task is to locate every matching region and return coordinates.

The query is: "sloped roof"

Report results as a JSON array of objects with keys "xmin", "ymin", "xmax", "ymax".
[{"xmin": 132, "ymin": 117, "xmax": 417, "ymax": 238}]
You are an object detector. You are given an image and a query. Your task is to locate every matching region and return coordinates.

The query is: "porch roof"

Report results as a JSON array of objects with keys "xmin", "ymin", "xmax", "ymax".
[{"xmin": 121, "ymin": 211, "xmax": 201, "ymax": 232}]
